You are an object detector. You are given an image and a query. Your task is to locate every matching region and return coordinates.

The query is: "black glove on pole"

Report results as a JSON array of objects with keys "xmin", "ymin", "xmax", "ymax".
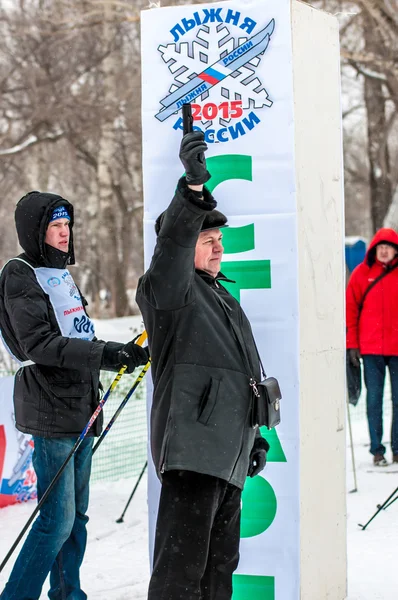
[
  {"xmin": 179, "ymin": 131, "xmax": 211, "ymax": 185},
  {"xmin": 101, "ymin": 340, "xmax": 149, "ymax": 373}
]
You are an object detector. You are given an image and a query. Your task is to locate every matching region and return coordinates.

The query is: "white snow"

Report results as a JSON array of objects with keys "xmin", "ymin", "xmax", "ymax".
[
  {"xmin": 346, "ymin": 400, "xmax": 398, "ymax": 600},
  {"xmin": 1, "ymin": 405, "xmax": 397, "ymax": 599},
  {"xmin": 0, "ymin": 477, "xmax": 150, "ymax": 599},
  {"xmin": 93, "ymin": 315, "xmax": 146, "ymax": 345}
]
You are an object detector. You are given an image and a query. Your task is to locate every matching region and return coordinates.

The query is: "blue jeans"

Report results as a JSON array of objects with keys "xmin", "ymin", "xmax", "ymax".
[
  {"xmin": 1, "ymin": 436, "xmax": 93, "ymax": 600},
  {"xmin": 363, "ymin": 355, "xmax": 398, "ymax": 456}
]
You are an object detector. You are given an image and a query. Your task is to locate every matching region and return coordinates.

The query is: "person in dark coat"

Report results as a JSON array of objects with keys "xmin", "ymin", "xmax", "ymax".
[
  {"xmin": 136, "ymin": 132, "xmax": 270, "ymax": 600},
  {"xmin": 347, "ymin": 227, "xmax": 398, "ymax": 466},
  {"xmin": 0, "ymin": 191, "xmax": 148, "ymax": 600}
]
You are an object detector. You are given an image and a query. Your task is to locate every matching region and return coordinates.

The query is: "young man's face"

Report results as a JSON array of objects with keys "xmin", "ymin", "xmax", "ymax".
[
  {"xmin": 45, "ymin": 218, "xmax": 70, "ymax": 252},
  {"xmin": 194, "ymin": 228, "xmax": 224, "ymax": 277},
  {"xmin": 376, "ymin": 243, "xmax": 397, "ymax": 264}
]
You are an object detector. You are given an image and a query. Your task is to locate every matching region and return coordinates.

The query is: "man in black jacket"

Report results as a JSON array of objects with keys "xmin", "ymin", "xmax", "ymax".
[
  {"xmin": 0, "ymin": 192, "xmax": 148, "ymax": 600},
  {"xmin": 136, "ymin": 132, "xmax": 270, "ymax": 600}
]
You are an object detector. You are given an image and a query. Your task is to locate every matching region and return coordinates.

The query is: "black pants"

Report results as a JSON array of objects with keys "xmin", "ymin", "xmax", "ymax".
[{"xmin": 148, "ymin": 470, "xmax": 242, "ymax": 600}]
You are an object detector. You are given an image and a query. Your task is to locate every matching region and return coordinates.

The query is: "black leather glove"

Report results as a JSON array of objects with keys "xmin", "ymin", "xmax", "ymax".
[
  {"xmin": 349, "ymin": 348, "xmax": 361, "ymax": 368},
  {"xmin": 248, "ymin": 436, "xmax": 270, "ymax": 478},
  {"xmin": 101, "ymin": 340, "xmax": 149, "ymax": 374},
  {"xmin": 179, "ymin": 131, "xmax": 211, "ymax": 185}
]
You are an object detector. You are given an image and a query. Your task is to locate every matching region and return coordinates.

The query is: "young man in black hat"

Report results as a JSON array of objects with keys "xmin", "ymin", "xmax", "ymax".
[
  {"xmin": 136, "ymin": 132, "xmax": 270, "ymax": 600},
  {"xmin": 0, "ymin": 192, "xmax": 148, "ymax": 600}
]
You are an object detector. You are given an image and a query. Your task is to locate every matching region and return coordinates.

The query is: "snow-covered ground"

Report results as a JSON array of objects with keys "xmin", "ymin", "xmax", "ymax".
[
  {"xmin": 0, "ymin": 477, "xmax": 150, "ymax": 599},
  {"xmin": 1, "ymin": 405, "xmax": 397, "ymax": 599},
  {"xmin": 346, "ymin": 399, "xmax": 397, "ymax": 600},
  {"xmin": 0, "ymin": 316, "xmax": 396, "ymax": 599}
]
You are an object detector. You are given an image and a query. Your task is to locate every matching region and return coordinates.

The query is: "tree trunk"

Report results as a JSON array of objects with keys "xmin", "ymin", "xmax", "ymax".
[
  {"xmin": 97, "ymin": 5, "xmax": 129, "ymax": 317},
  {"xmin": 363, "ymin": 14, "xmax": 392, "ymax": 232}
]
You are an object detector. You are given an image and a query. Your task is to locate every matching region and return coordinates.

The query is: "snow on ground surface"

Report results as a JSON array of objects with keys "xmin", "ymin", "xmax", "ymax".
[
  {"xmin": 346, "ymin": 400, "xmax": 398, "ymax": 600},
  {"xmin": 1, "ymin": 410, "xmax": 397, "ymax": 599},
  {"xmin": 1, "ymin": 331, "xmax": 397, "ymax": 600},
  {"xmin": 0, "ymin": 477, "xmax": 150, "ymax": 599},
  {"xmin": 93, "ymin": 315, "xmax": 145, "ymax": 345}
]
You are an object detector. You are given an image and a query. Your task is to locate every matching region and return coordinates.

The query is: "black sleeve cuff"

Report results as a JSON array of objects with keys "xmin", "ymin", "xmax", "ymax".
[
  {"xmin": 253, "ymin": 436, "xmax": 270, "ymax": 453},
  {"xmin": 177, "ymin": 177, "xmax": 216, "ymax": 211}
]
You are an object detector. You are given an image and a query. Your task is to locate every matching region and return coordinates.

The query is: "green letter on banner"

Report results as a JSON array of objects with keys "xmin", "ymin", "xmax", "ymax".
[
  {"xmin": 221, "ymin": 260, "xmax": 271, "ymax": 303},
  {"xmin": 206, "ymin": 154, "xmax": 252, "ymax": 194},
  {"xmin": 240, "ymin": 476, "xmax": 277, "ymax": 538},
  {"xmin": 207, "ymin": 155, "xmax": 271, "ymax": 303},
  {"xmin": 232, "ymin": 574, "xmax": 275, "ymax": 600}
]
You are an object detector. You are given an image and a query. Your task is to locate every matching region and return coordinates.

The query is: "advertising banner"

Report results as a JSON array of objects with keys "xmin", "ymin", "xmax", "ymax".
[
  {"xmin": 141, "ymin": 1, "xmax": 299, "ymax": 597},
  {"xmin": 0, "ymin": 376, "xmax": 37, "ymax": 508}
]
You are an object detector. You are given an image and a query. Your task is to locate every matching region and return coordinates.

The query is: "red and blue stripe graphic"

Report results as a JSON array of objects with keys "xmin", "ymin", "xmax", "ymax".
[{"xmin": 198, "ymin": 67, "xmax": 226, "ymax": 86}]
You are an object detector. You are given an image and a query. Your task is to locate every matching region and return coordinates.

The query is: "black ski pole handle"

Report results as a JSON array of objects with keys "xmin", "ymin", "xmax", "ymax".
[{"xmin": 182, "ymin": 103, "xmax": 193, "ymax": 136}]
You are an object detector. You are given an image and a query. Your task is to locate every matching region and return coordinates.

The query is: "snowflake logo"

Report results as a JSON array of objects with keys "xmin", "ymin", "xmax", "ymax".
[
  {"xmin": 156, "ymin": 20, "xmax": 275, "ymax": 128},
  {"xmin": 63, "ymin": 274, "xmax": 78, "ymax": 297}
]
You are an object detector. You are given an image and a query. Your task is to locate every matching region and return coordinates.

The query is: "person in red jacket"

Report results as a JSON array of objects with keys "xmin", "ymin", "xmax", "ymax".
[{"xmin": 347, "ymin": 228, "xmax": 398, "ymax": 466}]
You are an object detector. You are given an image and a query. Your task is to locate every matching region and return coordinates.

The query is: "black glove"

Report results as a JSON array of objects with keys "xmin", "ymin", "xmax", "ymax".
[
  {"xmin": 101, "ymin": 340, "xmax": 149, "ymax": 374},
  {"xmin": 349, "ymin": 348, "xmax": 361, "ymax": 368},
  {"xmin": 248, "ymin": 436, "xmax": 270, "ymax": 478},
  {"xmin": 179, "ymin": 131, "xmax": 211, "ymax": 185}
]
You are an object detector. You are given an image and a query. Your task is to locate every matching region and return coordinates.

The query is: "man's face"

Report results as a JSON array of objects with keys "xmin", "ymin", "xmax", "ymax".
[
  {"xmin": 194, "ymin": 228, "xmax": 224, "ymax": 277},
  {"xmin": 376, "ymin": 243, "xmax": 397, "ymax": 264},
  {"xmin": 45, "ymin": 218, "xmax": 70, "ymax": 252}
]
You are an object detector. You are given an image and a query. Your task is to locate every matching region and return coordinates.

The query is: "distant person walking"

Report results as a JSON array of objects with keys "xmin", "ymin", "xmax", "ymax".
[{"xmin": 346, "ymin": 228, "xmax": 398, "ymax": 466}]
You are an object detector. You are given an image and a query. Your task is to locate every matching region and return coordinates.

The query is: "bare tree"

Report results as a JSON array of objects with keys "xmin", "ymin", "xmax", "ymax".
[
  {"xmin": 302, "ymin": 0, "xmax": 398, "ymax": 235},
  {"xmin": 0, "ymin": 0, "xmax": 145, "ymax": 316}
]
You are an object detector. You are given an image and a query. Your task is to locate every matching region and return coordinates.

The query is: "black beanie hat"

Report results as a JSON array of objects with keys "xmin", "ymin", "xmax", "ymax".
[{"xmin": 155, "ymin": 209, "xmax": 228, "ymax": 236}]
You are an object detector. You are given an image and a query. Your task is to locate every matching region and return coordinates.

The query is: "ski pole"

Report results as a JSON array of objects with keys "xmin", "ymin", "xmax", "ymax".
[
  {"xmin": 0, "ymin": 331, "xmax": 147, "ymax": 574},
  {"xmin": 116, "ymin": 461, "xmax": 148, "ymax": 523},
  {"xmin": 379, "ymin": 493, "xmax": 398, "ymax": 511},
  {"xmin": 92, "ymin": 358, "xmax": 151, "ymax": 456},
  {"xmin": 346, "ymin": 395, "xmax": 358, "ymax": 493},
  {"xmin": 358, "ymin": 485, "xmax": 398, "ymax": 530}
]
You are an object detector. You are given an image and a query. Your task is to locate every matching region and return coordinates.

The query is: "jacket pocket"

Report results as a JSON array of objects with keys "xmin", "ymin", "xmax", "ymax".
[
  {"xmin": 197, "ymin": 377, "xmax": 221, "ymax": 425},
  {"xmin": 37, "ymin": 366, "xmax": 91, "ymax": 399}
]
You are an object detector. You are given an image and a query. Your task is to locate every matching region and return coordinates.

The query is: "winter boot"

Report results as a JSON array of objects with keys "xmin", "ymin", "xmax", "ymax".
[{"xmin": 373, "ymin": 454, "xmax": 388, "ymax": 466}]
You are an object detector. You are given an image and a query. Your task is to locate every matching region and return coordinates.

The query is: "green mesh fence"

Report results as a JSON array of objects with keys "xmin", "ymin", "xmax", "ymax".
[
  {"xmin": 91, "ymin": 369, "xmax": 148, "ymax": 482},
  {"xmin": 0, "ymin": 367, "xmax": 148, "ymax": 482}
]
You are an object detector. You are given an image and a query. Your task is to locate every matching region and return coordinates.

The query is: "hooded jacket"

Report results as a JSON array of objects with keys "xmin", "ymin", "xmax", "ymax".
[
  {"xmin": 0, "ymin": 191, "xmax": 106, "ymax": 437},
  {"xmin": 346, "ymin": 227, "xmax": 398, "ymax": 355},
  {"xmin": 136, "ymin": 178, "xmax": 268, "ymax": 490}
]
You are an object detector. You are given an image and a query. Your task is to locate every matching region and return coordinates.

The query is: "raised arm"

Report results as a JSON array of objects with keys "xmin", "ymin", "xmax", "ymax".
[{"xmin": 138, "ymin": 132, "xmax": 216, "ymax": 311}]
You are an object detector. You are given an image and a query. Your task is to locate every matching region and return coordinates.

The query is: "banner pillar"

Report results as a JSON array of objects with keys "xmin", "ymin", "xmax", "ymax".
[
  {"xmin": 141, "ymin": 0, "xmax": 346, "ymax": 596},
  {"xmin": 292, "ymin": 2, "xmax": 346, "ymax": 598}
]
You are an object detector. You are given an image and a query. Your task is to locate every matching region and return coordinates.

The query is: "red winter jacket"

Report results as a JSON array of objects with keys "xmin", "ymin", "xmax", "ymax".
[{"xmin": 346, "ymin": 228, "xmax": 398, "ymax": 355}]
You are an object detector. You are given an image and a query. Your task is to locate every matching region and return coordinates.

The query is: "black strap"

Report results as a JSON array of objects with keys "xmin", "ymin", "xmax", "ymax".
[
  {"xmin": 358, "ymin": 261, "xmax": 398, "ymax": 316},
  {"xmin": 252, "ymin": 337, "xmax": 267, "ymax": 379}
]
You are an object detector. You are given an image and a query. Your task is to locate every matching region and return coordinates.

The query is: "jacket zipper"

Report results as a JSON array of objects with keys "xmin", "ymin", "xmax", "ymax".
[{"xmin": 159, "ymin": 413, "xmax": 172, "ymax": 475}]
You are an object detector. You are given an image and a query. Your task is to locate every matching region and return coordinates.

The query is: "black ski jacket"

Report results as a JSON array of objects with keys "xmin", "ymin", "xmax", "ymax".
[
  {"xmin": 136, "ymin": 178, "xmax": 268, "ymax": 489},
  {"xmin": 0, "ymin": 191, "xmax": 106, "ymax": 437}
]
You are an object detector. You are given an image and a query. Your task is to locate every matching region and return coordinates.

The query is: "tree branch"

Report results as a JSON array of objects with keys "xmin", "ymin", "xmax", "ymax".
[{"xmin": 0, "ymin": 129, "xmax": 64, "ymax": 156}]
